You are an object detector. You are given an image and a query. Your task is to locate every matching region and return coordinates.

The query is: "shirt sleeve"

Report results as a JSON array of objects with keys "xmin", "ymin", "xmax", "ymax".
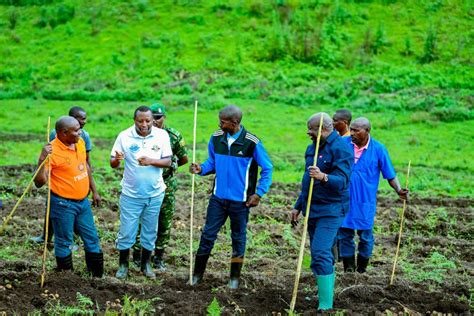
[
  {"xmin": 294, "ymin": 145, "xmax": 312, "ymax": 212},
  {"xmin": 111, "ymin": 133, "xmax": 124, "ymax": 158},
  {"xmin": 49, "ymin": 130, "xmax": 56, "ymax": 142},
  {"xmin": 200, "ymin": 136, "xmax": 216, "ymax": 176},
  {"xmin": 253, "ymin": 141, "xmax": 273, "ymax": 197},
  {"xmin": 379, "ymin": 145, "xmax": 396, "ymax": 180},
  {"xmin": 161, "ymin": 131, "xmax": 173, "ymax": 158},
  {"xmin": 174, "ymin": 133, "xmax": 188, "ymax": 160},
  {"xmin": 294, "ymin": 191, "xmax": 303, "ymax": 211},
  {"xmin": 322, "ymin": 144, "xmax": 353, "ymax": 192},
  {"xmin": 82, "ymin": 131, "xmax": 92, "ymax": 152}
]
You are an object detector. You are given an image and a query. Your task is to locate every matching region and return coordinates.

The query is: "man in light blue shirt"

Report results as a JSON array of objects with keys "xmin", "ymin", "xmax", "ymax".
[{"xmin": 110, "ymin": 106, "xmax": 172, "ymax": 279}]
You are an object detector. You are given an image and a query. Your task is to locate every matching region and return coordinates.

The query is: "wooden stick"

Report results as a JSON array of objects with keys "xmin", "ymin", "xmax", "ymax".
[
  {"xmin": 390, "ymin": 160, "xmax": 411, "ymax": 285},
  {"xmin": 189, "ymin": 100, "xmax": 198, "ymax": 284},
  {"xmin": 0, "ymin": 157, "xmax": 49, "ymax": 235},
  {"xmin": 41, "ymin": 116, "xmax": 51, "ymax": 288},
  {"xmin": 290, "ymin": 115, "xmax": 324, "ymax": 313}
]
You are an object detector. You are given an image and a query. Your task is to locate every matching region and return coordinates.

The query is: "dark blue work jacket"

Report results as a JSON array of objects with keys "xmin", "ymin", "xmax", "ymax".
[{"xmin": 294, "ymin": 130, "xmax": 353, "ymax": 218}]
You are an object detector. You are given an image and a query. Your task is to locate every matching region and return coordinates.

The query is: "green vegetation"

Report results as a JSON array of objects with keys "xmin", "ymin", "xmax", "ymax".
[
  {"xmin": 0, "ymin": 0, "xmax": 472, "ymax": 198},
  {"xmin": 400, "ymin": 251, "xmax": 456, "ymax": 283},
  {"xmin": 39, "ymin": 292, "xmax": 158, "ymax": 315},
  {"xmin": 0, "ymin": 99, "xmax": 472, "ymax": 197},
  {"xmin": 44, "ymin": 292, "xmax": 94, "ymax": 315},
  {"xmin": 207, "ymin": 297, "xmax": 222, "ymax": 316}
]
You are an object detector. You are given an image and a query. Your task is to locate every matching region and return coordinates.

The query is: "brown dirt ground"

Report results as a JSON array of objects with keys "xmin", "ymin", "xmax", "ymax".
[{"xmin": 0, "ymin": 167, "xmax": 472, "ymax": 315}]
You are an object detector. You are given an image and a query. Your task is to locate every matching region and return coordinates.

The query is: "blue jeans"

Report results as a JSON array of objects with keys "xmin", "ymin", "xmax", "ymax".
[
  {"xmin": 308, "ymin": 216, "xmax": 344, "ymax": 276},
  {"xmin": 197, "ymin": 195, "xmax": 249, "ymax": 258},
  {"xmin": 50, "ymin": 194, "xmax": 101, "ymax": 258},
  {"xmin": 338, "ymin": 228, "xmax": 374, "ymax": 259},
  {"xmin": 116, "ymin": 193, "xmax": 164, "ymax": 251}
]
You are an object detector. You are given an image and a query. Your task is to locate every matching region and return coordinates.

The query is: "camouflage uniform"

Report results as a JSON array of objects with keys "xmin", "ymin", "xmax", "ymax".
[{"xmin": 155, "ymin": 126, "xmax": 188, "ymax": 250}]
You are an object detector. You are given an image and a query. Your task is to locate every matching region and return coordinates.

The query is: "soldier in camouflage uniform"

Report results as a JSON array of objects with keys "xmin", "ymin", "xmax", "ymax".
[{"xmin": 150, "ymin": 103, "xmax": 189, "ymax": 271}]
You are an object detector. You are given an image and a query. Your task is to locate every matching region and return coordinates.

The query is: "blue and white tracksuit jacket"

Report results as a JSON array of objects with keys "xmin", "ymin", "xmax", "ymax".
[{"xmin": 200, "ymin": 127, "xmax": 273, "ymax": 202}]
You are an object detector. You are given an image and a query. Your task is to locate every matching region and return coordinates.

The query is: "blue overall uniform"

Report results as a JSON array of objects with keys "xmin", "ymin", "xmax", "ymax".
[
  {"xmin": 339, "ymin": 136, "xmax": 396, "ymax": 259},
  {"xmin": 294, "ymin": 131, "xmax": 353, "ymax": 276}
]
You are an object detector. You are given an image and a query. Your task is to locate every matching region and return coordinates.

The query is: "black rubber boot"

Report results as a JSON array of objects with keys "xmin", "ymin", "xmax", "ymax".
[
  {"xmin": 342, "ymin": 256, "xmax": 356, "ymax": 272},
  {"xmin": 140, "ymin": 248, "xmax": 156, "ymax": 279},
  {"xmin": 132, "ymin": 247, "xmax": 141, "ymax": 268},
  {"xmin": 85, "ymin": 252, "xmax": 104, "ymax": 278},
  {"xmin": 189, "ymin": 253, "xmax": 210, "ymax": 286},
  {"xmin": 356, "ymin": 255, "xmax": 369, "ymax": 273},
  {"xmin": 229, "ymin": 257, "xmax": 243, "ymax": 290},
  {"xmin": 153, "ymin": 248, "xmax": 166, "ymax": 272},
  {"xmin": 115, "ymin": 249, "xmax": 129, "ymax": 279},
  {"xmin": 56, "ymin": 253, "xmax": 73, "ymax": 271}
]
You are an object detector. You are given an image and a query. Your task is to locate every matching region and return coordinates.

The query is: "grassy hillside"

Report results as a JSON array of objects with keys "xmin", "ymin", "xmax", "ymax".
[
  {"xmin": 0, "ymin": 0, "xmax": 472, "ymax": 104},
  {"xmin": 0, "ymin": 0, "xmax": 473, "ymax": 197}
]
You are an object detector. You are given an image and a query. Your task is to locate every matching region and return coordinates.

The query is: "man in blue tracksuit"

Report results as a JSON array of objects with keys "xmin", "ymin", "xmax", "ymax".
[
  {"xmin": 189, "ymin": 105, "xmax": 273, "ymax": 289},
  {"xmin": 292, "ymin": 112, "xmax": 353, "ymax": 311}
]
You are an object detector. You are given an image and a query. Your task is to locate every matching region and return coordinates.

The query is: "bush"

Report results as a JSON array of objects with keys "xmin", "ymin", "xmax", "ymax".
[
  {"xmin": 372, "ymin": 23, "xmax": 389, "ymax": 54},
  {"xmin": 431, "ymin": 107, "xmax": 473, "ymax": 122},
  {"xmin": 420, "ymin": 26, "xmax": 438, "ymax": 63},
  {"xmin": 0, "ymin": 0, "xmax": 54, "ymax": 5},
  {"xmin": 36, "ymin": 4, "xmax": 75, "ymax": 28},
  {"xmin": 8, "ymin": 9, "xmax": 19, "ymax": 30},
  {"xmin": 55, "ymin": 5, "xmax": 75, "ymax": 26},
  {"xmin": 401, "ymin": 36, "xmax": 414, "ymax": 56},
  {"xmin": 133, "ymin": 0, "xmax": 148, "ymax": 13}
]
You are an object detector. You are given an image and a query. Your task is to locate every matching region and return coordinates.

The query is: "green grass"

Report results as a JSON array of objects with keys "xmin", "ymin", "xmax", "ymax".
[
  {"xmin": 0, "ymin": 99, "xmax": 472, "ymax": 197},
  {"xmin": 0, "ymin": 0, "xmax": 472, "ymax": 197}
]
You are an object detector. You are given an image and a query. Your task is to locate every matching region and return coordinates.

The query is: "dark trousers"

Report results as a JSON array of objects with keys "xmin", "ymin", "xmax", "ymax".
[
  {"xmin": 338, "ymin": 227, "xmax": 374, "ymax": 258},
  {"xmin": 197, "ymin": 195, "xmax": 250, "ymax": 258},
  {"xmin": 308, "ymin": 216, "xmax": 344, "ymax": 276}
]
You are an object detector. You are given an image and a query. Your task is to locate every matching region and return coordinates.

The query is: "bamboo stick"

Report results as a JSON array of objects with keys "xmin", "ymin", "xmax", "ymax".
[
  {"xmin": 41, "ymin": 116, "xmax": 52, "ymax": 288},
  {"xmin": 290, "ymin": 115, "xmax": 324, "ymax": 313},
  {"xmin": 189, "ymin": 100, "xmax": 198, "ymax": 284},
  {"xmin": 390, "ymin": 160, "xmax": 412, "ymax": 285}
]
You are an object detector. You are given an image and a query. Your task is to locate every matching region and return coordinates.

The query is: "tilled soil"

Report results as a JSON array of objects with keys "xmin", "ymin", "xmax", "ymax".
[{"xmin": 0, "ymin": 168, "xmax": 472, "ymax": 315}]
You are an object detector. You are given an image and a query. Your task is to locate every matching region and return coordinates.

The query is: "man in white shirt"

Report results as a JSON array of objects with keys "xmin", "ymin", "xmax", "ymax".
[{"xmin": 110, "ymin": 106, "xmax": 172, "ymax": 279}]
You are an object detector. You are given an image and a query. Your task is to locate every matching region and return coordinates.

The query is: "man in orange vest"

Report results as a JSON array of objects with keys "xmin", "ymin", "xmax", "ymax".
[{"xmin": 34, "ymin": 116, "xmax": 103, "ymax": 277}]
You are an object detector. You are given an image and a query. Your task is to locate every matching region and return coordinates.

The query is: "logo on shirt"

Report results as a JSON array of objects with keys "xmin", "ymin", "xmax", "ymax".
[
  {"xmin": 152, "ymin": 144, "xmax": 160, "ymax": 152},
  {"xmin": 78, "ymin": 163, "xmax": 85, "ymax": 171},
  {"xmin": 129, "ymin": 144, "xmax": 140, "ymax": 153}
]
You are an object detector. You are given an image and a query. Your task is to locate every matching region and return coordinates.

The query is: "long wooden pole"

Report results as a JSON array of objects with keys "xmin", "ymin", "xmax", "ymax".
[
  {"xmin": 189, "ymin": 101, "xmax": 198, "ymax": 284},
  {"xmin": 290, "ymin": 115, "xmax": 324, "ymax": 313},
  {"xmin": 390, "ymin": 160, "xmax": 411, "ymax": 285},
  {"xmin": 0, "ymin": 157, "xmax": 49, "ymax": 235},
  {"xmin": 41, "ymin": 116, "xmax": 51, "ymax": 288}
]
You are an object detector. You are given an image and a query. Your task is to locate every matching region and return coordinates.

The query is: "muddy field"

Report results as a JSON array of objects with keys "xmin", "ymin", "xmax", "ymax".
[{"xmin": 0, "ymin": 165, "xmax": 472, "ymax": 315}]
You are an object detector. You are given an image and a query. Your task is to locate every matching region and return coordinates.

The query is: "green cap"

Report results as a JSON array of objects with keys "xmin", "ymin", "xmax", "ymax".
[{"xmin": 150, "ymin": 103, "xmax": 166, "ymax": 115}]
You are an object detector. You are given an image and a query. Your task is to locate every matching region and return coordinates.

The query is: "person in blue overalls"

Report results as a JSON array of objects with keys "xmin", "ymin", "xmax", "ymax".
[
  {"xmin": 292, "ymin": 112, "xmax": 353, "ymax": 311},
  {"xmin": 339, "ymin": 117, "xmax": 409, "ymax": 273}
]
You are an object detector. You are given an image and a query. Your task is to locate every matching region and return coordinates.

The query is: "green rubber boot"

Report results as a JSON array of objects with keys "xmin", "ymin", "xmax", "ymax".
[{"xmin": 317, "ymin": 273, "xmax": 335, "ymax": 311}]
